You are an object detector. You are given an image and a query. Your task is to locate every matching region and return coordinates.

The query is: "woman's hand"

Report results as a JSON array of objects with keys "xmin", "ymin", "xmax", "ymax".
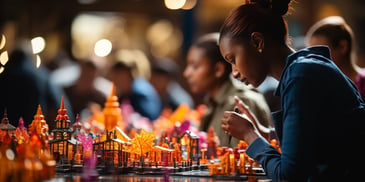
[{"xmin": 221, "ymin": 96, "xmax": 270, "ymax": 144}]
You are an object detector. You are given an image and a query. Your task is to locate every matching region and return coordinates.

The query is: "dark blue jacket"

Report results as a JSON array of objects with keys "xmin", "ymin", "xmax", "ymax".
[{"xmin": 246, "ymin": 46, "xmax": 365, "ymax": 182}]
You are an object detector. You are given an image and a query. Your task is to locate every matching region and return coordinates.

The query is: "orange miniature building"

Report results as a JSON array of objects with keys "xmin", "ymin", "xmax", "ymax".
[
  {"xmin": 102, "ymin": 83, "xmax": 123, "ymax": 131},
  {"xmin": 0, "ymin": 109, "xmax": 16, "ymax": 132},
  {"xmin": 48, "ymin": 97, "xmax": 77, "ymax": 167},
  {"xmin": 179, "ymin": 130, "xmax": 199, "ymax": 163},
  {"xmin": 14, "ymin": 117, "xmax": 30, "ymax": 145},
  {"xmin": 28, "ymin": 105, "xmax": 49, "ymax": 146}
]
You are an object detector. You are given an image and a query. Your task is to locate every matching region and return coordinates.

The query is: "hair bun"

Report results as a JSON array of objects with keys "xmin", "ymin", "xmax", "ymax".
[
  {"xmin": 271, "ymin": 0, "xmax": 291, "ymax": 16},
  {"xmin": 252, "ymin": 0, "xmax": 291, "ymax": 16}
]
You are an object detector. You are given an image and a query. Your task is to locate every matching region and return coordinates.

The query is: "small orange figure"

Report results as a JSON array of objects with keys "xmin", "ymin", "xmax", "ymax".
[{"xmin": 206, "ymin": 127, "xmax": 219, "ymax": 159}]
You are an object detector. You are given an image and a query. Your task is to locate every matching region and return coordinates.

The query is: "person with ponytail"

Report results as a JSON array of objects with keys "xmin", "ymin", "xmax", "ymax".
[
  {"xmin": 306, "ymin": 16, "xmax": 365, "ymax": 102},
  {"xmin": 219, "ymin": 0, "xmax": 365, "ymax": 181}
]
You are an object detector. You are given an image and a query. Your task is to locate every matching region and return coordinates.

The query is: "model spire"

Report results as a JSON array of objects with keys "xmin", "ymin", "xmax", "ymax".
[
  {"xmin": 14, "ymin": 117, "xmax": 29, "ymax": 144},
  {"xmin": 56, "ymin": 96, "xmax": 69, "ymax": 121},
  {"xmin": 0, "ymin": 108, "xmax": 16, "ymax": 131},
  {"xmin": 102, "ymin": 82, "xmax": 122, "ymax": 131},
  {"xmin": 56, "ymin": 96, "xmax": 70, "ymax": 129},
  {"xmin": 17, "ymin": 117, "xmax": 27, "ymax": 131},
  {"xmin": 29, "ymin": 105, "xmax": 49, "ymax": 136}
]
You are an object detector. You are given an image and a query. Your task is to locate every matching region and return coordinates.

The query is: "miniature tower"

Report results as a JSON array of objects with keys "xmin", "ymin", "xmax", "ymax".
[
  {"xmin": 48, "ymin": 97, "xmax": 74, "ymax": 162},
  {"xmin": 28, "ymin": 105, "xmax": 49, "ymax": 136},
  {"xmin": 0, "ymin": 109, "xmax": 16, "ymax": 132},
  {"xmin": 17, "ymin": 117, "xmax": 27, "ymax": 131},
  {"xmin": 14, "ymin": 117, "xmax": 30, "ymax": 144},
  {"xmin": 102, "ymin": 83, "xmax": 122, "ymax": 131},
  {"xmin": 27, "ymin": 105, "xmax": 50, "ymax": 153},
  {"xmin": 71, "ymin": 114, "xmax": 82, "ymax": 139}
]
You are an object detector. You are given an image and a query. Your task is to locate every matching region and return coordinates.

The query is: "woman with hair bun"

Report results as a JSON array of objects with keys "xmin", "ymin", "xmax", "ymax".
[{"xmin": 219, "ymin": 0, "xmax": 365, "ymax": 181}]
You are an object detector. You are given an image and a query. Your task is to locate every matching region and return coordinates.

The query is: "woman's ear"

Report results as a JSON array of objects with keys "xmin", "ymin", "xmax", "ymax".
[
  {"xmin": 214, "ymin": 62, "xmax": 225, "ymax": 78},
  {"xmin": 250, "ymin": 32, "xmax": 265, "ymax": 53}
]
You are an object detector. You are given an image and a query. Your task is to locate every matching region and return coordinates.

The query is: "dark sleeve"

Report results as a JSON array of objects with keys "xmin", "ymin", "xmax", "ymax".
[
  {"xmin": 248, "ymin": 59, "xmax": 365, "ymax": 181},
  {"xmin": 248, "ymin": 74, "xmax": 321, "ymax": 181},
  {"xmin": 130, "ymin": 79, "xmax": 162, "ymax": 121}
]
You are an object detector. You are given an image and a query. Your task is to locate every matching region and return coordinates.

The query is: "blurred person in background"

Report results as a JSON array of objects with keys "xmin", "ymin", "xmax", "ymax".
[
  {"xmin": 150, "ymin": 58, "xmax": 194, "ymax": 111},
  {"xmin": 306, "ymin": 15, "xmax": 365, "ymax": 101},
  {"xmin": 184, "ymin": 33, "xmax": 273, "ymax": 148},
  {"xmin": 106, "ymin": 58, "xmax": 162, "ymax": 121},
  {"xmin": 0, "ymin": 40, "xmax": 74, "ymax": 130},
  {"xmin": 63, "ymin": 59, "xmax": 106, "ymax": 120}
]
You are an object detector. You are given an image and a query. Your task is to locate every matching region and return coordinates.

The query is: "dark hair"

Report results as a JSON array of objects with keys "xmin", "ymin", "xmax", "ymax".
[
  {"xmin": 306, "ymin": 16, "xmax": 354, "ymax": 58},
  {"xmin": 152, "ymin": 58, "xmax": 179, "ymax": 78},
  {"xmin": 219, "ymin": 0, "xmax": 291, "ymax": 45},
  {"xmin": 193, "ymin": 33, "xmax": 232, "ymax": 79},
  {"xmin": 111, "ymin": 60, "xmax": 136, "ymax": 71}
]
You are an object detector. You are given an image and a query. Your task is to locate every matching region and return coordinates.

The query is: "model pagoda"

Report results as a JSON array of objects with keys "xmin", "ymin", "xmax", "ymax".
[
  {"xmin": 0, "ymin": 109, "xmax": 16, "ymax": 132},
  {"xmin": 48, "ymin": 96, "xmax": 76, "ymax": 171},
  {"xmin": 93, "ymin": 83, "xmax": 131, "ymax": 172}
]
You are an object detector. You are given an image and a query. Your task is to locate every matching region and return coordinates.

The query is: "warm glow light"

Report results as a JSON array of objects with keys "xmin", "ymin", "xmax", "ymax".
[
  {"xmin": 0, "ymin": 34, "xmax": 6, "ymax": 50},
  {"xmin": 36, "ymin": 54, "xmax": 41, "ymax": 68},
  {"xmin": 94, "ymin": 39, "xmax": 112, "ymax": 57},
  {"xmin": 31, "ymin": 36, "xmax": 46, "ymax": 54},
  {"xmin": 0, "ymin": 67, "xmax": 4, "ymax": 74},
  {"xmin": 182, "ymin": 0, "xmax": 197, "ymax": 10},
  {"xmin": 24, "ymin": 159, "xmax": 32, "ymax": 169},
  {"xmin": 165, "ymin": 0, "xmax": 186, "ymax": 10},
  {"xmin": 6, "ymin": 149, "xmax": 15, "ymax": 160},
  {"xmin": 317, "ymin": 4, "xmax": 342, "ymax": 19},
  {"xmin": 0, "ymin": 51, "xmax": 8, "ymax": 65},
  {"xmin": 146, "ymin": 20, "xmax": 173, "ymax": 44}
]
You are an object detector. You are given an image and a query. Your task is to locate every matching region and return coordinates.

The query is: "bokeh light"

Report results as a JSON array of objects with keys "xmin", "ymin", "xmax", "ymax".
[
  {"xmin": 146, "ymin": 19, "xmax": 182, "ymax": 58},
  {"xmin": 31, "ymin": 36, "xmax": 46, "ymax": 54},
  {"xmin": 36, "ymin": 54, "xmax": 42, "ymax": 68},
  {"xmin": 0, "ymin": 34, "xmax": 6, "ymax": 50},
  {"xmin": 0, "ymin": 51, "xmax": 9, "ymax": 66},
  {"xmin": 181, "ymin": 0, "xmax": 197, "ymax": 10},
  {"xmin": 164, "ymin": 0, "xmax": 186, "ymax": 10},
  {"xmin": 94, "ymin": 39, "xmax": 112, "ymax": 57}
]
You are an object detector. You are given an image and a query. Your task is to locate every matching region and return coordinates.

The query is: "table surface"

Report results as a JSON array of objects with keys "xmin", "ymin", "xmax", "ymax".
[{"xmin": 53, "ymin": 170, "xmax": 271, "ymax": 182}]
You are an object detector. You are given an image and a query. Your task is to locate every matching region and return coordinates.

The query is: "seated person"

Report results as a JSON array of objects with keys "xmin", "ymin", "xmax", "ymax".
[
  {"xmin": 306, "ymin": 16, "xmax": 365, "ymax": 101},
  {"xmin": 184, "ymin": 33, "xmax": 273, "ymax": 147},
  {"xmin": 63, "ymin": 59, "xmax": 106, "ymax": 119},
  {"xmin": 0, "ymin": 41, "xmax": 73, "ymax": 129},
  {"xmin": 106, "ymin": 58, "xmax": 162, "ymax": 121},
  {"xmin": 150, "ymin": 58, "xmax": 194, "ymax": 111}
]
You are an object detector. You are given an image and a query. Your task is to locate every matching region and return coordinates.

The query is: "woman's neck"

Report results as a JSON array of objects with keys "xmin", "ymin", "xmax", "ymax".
[{"xmin": 269, "ymin": 44, "xmax": 295, "ymax": 81}]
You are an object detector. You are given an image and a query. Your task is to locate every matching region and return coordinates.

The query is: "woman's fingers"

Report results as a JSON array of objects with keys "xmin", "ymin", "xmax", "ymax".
[
  {"xmin": 222, "ymin": 111, "xmax": 234, "ymax": 134},
  {"xmin": 233, "ymin": 95, "xmax": 271, "ymax": 139},
  {"xmin": 234, "ymin": 96, "xmax": 250, "ymax": 115}
]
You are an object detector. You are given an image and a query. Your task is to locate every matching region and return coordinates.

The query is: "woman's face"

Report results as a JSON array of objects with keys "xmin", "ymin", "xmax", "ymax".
[
  {"xmin": 219, "ymin": 36, "xmax": 267, "ymax": 87},
  {"xmin": 184, "ymin": 46, "xmax": 217, "ymax": 94}
]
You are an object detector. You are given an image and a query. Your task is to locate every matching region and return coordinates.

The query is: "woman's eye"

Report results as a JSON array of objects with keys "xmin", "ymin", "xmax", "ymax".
[
  {"xmin": 225, "ymin": 55, "xmax": 235, "ymax": 64},
  {"xmin": 228, "ymin": 57, "xmax": 236, "ymax": 64}
]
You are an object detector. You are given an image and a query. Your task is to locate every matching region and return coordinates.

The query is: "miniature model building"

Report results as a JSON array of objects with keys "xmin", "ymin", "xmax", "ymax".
[
  {"xmin": 0, "ymin": 82, "xmax": 275, "ymax": 181},
  {"xmin": 48, "ymin": 96, "xmax": 79, "ymax": 172}
]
